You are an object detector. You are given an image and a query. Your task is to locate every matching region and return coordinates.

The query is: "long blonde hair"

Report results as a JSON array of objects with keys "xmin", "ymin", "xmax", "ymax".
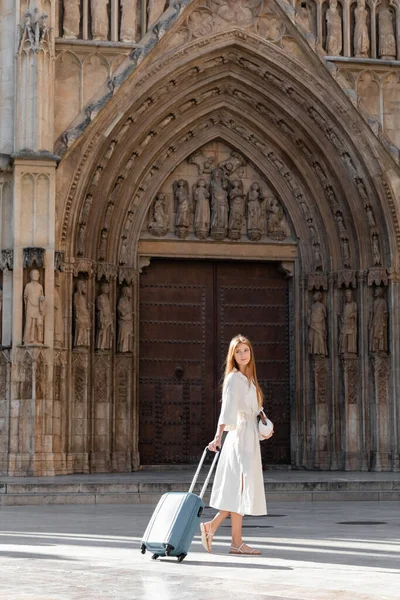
[{"xmin": 224, "ymin": 334, "xmax": 264, "ymax": 409}]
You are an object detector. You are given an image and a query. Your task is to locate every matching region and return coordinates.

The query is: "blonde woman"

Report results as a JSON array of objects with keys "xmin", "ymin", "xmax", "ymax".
[{"xmin": 200, "ymin": 335, "xmax": 274, "ymax": 555}]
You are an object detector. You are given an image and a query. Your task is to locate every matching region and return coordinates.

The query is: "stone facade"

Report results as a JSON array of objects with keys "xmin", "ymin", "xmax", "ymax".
[{"xmin": 1, "ymin": 0, "xmax": 400, "ymax": 475}]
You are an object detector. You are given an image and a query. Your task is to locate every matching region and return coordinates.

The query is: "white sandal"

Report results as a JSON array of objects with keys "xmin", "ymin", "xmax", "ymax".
[
  {"xmin": 200, "ymin": 522, "xmax": 214, "ymax": 553},
  {"xmin": 230, "ymin": 542, "xmax": 261, "ymax": 555}
]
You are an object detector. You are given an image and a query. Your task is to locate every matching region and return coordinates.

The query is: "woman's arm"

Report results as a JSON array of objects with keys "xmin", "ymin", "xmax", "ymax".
[{"xmin": 208, "ymin": 423, "xmax": 226, "ymax": 452}]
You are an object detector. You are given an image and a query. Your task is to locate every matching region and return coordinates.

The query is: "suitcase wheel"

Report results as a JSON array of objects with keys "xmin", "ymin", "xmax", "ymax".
[
  {"xmin": 177, "ymin": 553, "xmax": 186, "ymax": 563},
  {"xmin": 151, "ymin": 554, "xmax": 159, "ymax": 560},
  {"xmin": 140, "ymin": 544, "xmax": 146, "ymax": 555}
]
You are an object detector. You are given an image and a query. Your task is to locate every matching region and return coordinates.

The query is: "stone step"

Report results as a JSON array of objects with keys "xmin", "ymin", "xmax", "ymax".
[{"xmin": 1, "ymin": 472, "xmax": 400, "ymax": 506}]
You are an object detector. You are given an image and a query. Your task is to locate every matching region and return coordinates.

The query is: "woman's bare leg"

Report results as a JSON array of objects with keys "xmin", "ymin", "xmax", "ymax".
[
  {"xmin": 204, "ymin": 510, "xmax": 230, "ymax": 536},
  {"xmin": 231, "ymin": 511, "xmax": 243, "ymax": 547}
]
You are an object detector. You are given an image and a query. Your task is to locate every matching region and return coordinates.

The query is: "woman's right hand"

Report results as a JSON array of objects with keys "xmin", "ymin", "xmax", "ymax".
[{"xmin": 208, "ymin": 435, "xmax": 221, "ymax": 452}]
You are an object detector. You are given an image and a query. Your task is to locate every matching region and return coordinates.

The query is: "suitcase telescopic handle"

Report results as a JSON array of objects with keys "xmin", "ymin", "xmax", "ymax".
[{"xmin": 188, "ymin": 446, "xmax": 220, "ymax": 499}]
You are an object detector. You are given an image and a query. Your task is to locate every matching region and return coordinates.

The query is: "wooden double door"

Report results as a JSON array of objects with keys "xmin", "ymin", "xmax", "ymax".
[{"xmin": 139, "ymin": 259, "xmax": 290, "ymax": 465}]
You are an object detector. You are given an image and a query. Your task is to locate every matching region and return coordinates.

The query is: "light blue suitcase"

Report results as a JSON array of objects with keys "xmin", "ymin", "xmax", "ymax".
[{"xmin": 140, "ymin": 447, "xmax": 220, "ymax": 562}]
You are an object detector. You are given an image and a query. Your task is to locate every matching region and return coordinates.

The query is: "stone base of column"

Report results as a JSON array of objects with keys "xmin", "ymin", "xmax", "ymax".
[
  {"xmin": 67, "ymin": 452, "xmax": 89, "ymax": 474},
  {"xmin": 8, "ymin": 452, "xmax": 56, "ymax": 476},
  {"xmin": 371, "ymin": 451, "xmax": 393, "ymax": 471},
  {"xmin": 132, "ymin": 450, "xmax": 140, "ymax": 471},
  {"xmin": 52, "ymin": 452, "xmax": 71, "ymax": 475},
  {"xmin": 0, "ymin": 453, "xmax": 9, "ymax": 475},
  {"xmin": 314, "ymin": 451, "xmax": 330, "ymax": 470},
  {"xmin": 89, "ymin": 452, "xmax": 111, "ymax": 473},
  {"xmin": 111, "ymin": 452, "xmax": 132, "ymax": 472}
]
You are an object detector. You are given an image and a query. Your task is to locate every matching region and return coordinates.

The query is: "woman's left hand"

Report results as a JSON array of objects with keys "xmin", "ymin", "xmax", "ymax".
[{"xmin": 262, "ymin": 429, "xmax": 274, "ymax": 440}]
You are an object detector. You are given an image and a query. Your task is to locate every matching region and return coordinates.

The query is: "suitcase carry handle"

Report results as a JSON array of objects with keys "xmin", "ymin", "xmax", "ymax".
[{"xmin": 188, "ymin": 446, "xmax": 220, "ymax": 499}]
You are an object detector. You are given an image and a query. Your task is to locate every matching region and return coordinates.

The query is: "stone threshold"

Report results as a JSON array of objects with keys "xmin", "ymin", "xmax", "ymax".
[{"xmin": 1, "ymin": 471, "xmax": 400, "ymax": 506}]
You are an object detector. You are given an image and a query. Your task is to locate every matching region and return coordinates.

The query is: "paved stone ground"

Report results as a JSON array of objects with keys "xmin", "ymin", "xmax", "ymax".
[{"xmin": 0, "ymin": 502, "xmax": 398, "ymax": 600}]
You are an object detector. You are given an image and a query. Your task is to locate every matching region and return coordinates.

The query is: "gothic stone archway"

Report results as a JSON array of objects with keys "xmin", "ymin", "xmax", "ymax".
[{"xmin": 11, "ymin": 0, "xmax": 399, "ymax": 476}]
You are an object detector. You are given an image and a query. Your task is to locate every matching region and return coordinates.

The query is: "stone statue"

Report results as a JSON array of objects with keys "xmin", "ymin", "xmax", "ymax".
[
  {"xmin": 77, "ymin": 222, "xmax": 86, "ymax": 256},
  {"xmin": 339, "ymin": 289, "xmax": 357, "ymax": 355},
  {"xmin": 210, "ymin": 167, "xmax": 229, "ymax": 240},
  {"xmin": 193, "ymin": 179, "xmax": 211, "ymax": 240},
  {"xmin": 219, "ymin": 151, "xmax": 246, "ymax": 177},
  {"xmin": 23, "ymin": 269, "xmax": 45, "ymax": 345},
  {"xmin": 313, "ymin": 241, "xmax": 323, "ymax": 270},
  {"xmin": 188, "ymin": 151, "xmax": 215, "ymax": 175},
  {"xmin": 326, "ymin": 0, "xmax": 342, "ymax": 56},
  {"xmin": 74, "ymin": 279, "xmax": 91, "ymax": 347},
  {"xmin": 117, "ymin": 286, "xmax": 133, "ymax": 353},
  {"xmin": 96, "ymin": 282, "xmax": 113, "ymax": 350},
  {"xmin": 354, "ymin": 0, "xmax": 370, "ymax": 58},
  {"xmin": 308, "ymin": 291, "xmax": 328, "ymax": 356},
  {"xmin": 63, "ymin": 0, "xmax": 80, "ymax": 39},
  {"xmin": 267, "ymin": 197, "xmax": 289, "ymax": 240},
  {"xmin": 372, "ymin": 233, "xmax": 381, "ymax": 265},
  {"xmin": 148, "ymin": 0, "xmax": 166, "ymax": 29},
  {"xmin": 99, "ymin": 230, "xmax": 108, "ymax": 261},
  {"xmin": 148, "ymin": 192, "xmax": 169, "ymax": 236},
  {"xmin": 247, "ymin": 182, "xmax": 263, "ymax": 241},
  {"xmin": 365, "ymin": 205, "xmax": 376, "ymax": 228},
  {"xmin": 174, "ymin": 179, "xmax": 190, "ymax": 239},
  {"xmin": 228, "ymin": 180, "xmax": 245, "ymax": 241},
  {"xmin": 369, "ymin": 287, "xmax": 388, "ymax": 354},
  {"xmin": 341, "ymin": 238, "xmax": 351, "ymax": 267},
  {"xmin": 378, "ymin": 8, "xmax": 396, "ymax": 60},
  {"xmin": 121, "ymin": 0, "xmax": 137, "ymax": 43},
  {"xmin": 90, "ymin": 0, "xmax": 109, "ymax": 41},
  {"xmin": 296, "ymin": 1, "xmax": 312, "ymax": 32},
  {"xmin": 54, "ymin": 277, "xmax": 64, "ymax": 347}
]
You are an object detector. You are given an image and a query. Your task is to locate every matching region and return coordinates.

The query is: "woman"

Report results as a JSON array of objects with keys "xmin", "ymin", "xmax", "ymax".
[{"xmin": 201, "ymin": 335, "xmax": 274, "ymax": 555}]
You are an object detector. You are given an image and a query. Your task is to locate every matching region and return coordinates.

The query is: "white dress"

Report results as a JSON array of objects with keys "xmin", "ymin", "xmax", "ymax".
[{"xmin": 210, "ymin": 370, "xmax": 267, "ymax": 516}]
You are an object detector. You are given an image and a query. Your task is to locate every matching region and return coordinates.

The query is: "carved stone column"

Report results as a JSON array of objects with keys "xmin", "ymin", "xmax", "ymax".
[
  {"xmin": 0, "ymin": 349, "xmax": 11, "ymax": 474},
  {"xmin": 388, "ymin": 271, "xmax": 400, "ymax": 470},
  {"xmin": 371, "ymin": 355, "xmax": 391, "ymax": 470},
  {"xmin": 90, "ymin": 263, "xmax": 118, "ymax": 473},
  {"xmin": 342, "ymin": 357, "xmax": 361, "ymax": 470}
]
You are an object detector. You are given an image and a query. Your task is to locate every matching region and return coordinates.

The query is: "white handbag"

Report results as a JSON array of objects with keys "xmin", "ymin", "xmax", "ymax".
[{"xmin": 258, "ymin": 409, "xmax": 274, "ymax": 438}]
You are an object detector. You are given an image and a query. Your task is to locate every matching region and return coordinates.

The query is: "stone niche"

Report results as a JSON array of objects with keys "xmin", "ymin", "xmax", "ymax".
[{"xmin": 142, "ymin": 140, "xmax": 293, "ymax": 244}]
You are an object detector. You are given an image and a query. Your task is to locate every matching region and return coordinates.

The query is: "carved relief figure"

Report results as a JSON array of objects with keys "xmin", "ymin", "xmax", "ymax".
[
  {"xmin": 369, "ymin": 287, "xmax": 388, "ymax": 354},
  {"xmin": 354, "ymin": 0, "xmax": 370, "ymax": 58},
  {"xmin": 193, "ymin": 178, "xmax": 211, "ymax": 239},
  {"xmin": 77, "ymin": 223, "xmax": 86, "ymax": 256},
  {"xmin": 23, "ymin": 270, "xmax": 45, "ymax": 345},
  {"xmin": 326, "ymin": 0, "xmax": 342, "ymax": 56},
  {"xmin": 378, "ymin": 8, "xmax": 396, "ymax": 60},
  {"xmin": 246, "ymin": 182, "xmax": 263, "ymax": 241},
  {"xmin": 267, "ymin": 197, "xmax": 289, "ymax": 240},
  {"xmin": 120, "ymin": 0, "xmax": 137, "ymax": 42},
  {"xmin": 308, "ymin": 291, "xmax": 328, "ymax": 356},
  {"xmin": 148, "ymin": 0, "xmax": 166, "ymax": 29},
  {"xmin": 228, "ymin": 180, "xmax": 245, "ymax": 240},
  {"xmin": 296, "ymin": 1, "xmax": 312, "ymax": 32},
  {"xmin": 188, "ymin": 151, "xmax": 215, "ymax": 175},
  {"xmin": 90, "ymin": 0, "xmax": 109, "ymax": 40},
  {"xmin": 54, "ymin": 277, "xmax": 64, "ymax": 347},
  {"xmin": 174, "ymin": 179, "xmax": 190, "ymax": 239},
  {"xmin": 366, "ymin": 205, "xmax": 376, "ymax": 227},
  {"xmin": 148, "ymin": 192, "xmax": 169, "ymax": 236},
  {"xmin": 74, "ymin": 279, "xmax": 91, "ymax": 348},
  {"xmin": 372, "ymin": 233, "xmax": 381, "ymax": 265},
  {"xmin": 63, "ymin": 0, "xmax": 80, "ymax": 39},
  {"xmin": 219, "ymin": 151, "xmax": 246, "ymax": 177},
  {"xmin": 210, "ymin": 167, "xmax": 229, "ymax": 240},
  {"xmin": 96, "ymin": 282, "xmax": 113, "ymax": 350},
  {"xmin": 117, "ymin": 286, "xmax": 133, "ymax": 353},
  {"xmin": 339, "ymin": 289, "xmax": 357, "ymax": 355}
]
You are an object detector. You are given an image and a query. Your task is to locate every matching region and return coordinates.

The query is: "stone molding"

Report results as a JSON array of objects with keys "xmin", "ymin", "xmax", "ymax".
[
  {"xmin": 23, "ymin": 247, "xmax": 46, "ymax": 269},
  {"xmin": 0, "ymin": 250, "xmax": 13, "ymax": 271}
]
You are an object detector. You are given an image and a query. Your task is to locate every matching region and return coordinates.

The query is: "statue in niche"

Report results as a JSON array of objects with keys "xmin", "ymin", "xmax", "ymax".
[
  {"xmin": 148, "ymin": 0, "xmax": 166, "ymax": 29},
  {"xmin": 96, "ymin": 282, "xmax": 113, "ymax": 350},
  {"xmin": 313, "ymin": 241, "xmax": 323, "ymax": 269},
  {"xmin": 378, "ymin": 8, "xmax": 396, "ymax": 59},
  {"xmin": 326, "ymin": 0, "xmax": 342, "ymax": 56},
  {"xmin": 23, "ymin": 270, "xmax": 45, "ymax": 345},
  {"xmin": 267, "ymin": 197, "xmax": 289, "ymax": 241},
  {"xmin": 296, "ymin": 1, "xmax": 312, "ymax": 32},
  {"xmin": 193, "ymin": 179, "xmax": 211, "ymax": 240},
  {"xmin": 74, "ymin": 279, "xmax": 91, "ymax": 348},
  {"xmin": 228, "ymin": 180, "xmax": 245, "ymax": 241},
  {"xmin": 63, "ymin": 0, "xmax": 80, "ymax": 39},
  {"xmin": 369, "ymin": 287, "xmax": 388, "ymax": 354},
  {"xmin": 372, "ymin": 233, "xmax": 381, "ymax": 265},
  {"xmin": 365, "ymin": 205, "xmax": 376, "ymax": 228},
  {"xmin": 210, "ymin": 167, "xmax": 229, "ymax": 240},
  {"xmin": 54, "ymin": 276, "xmax": 64, "ymax": 347},
  {"xmin": 148, "ymin": 192, "xmax": 169, "ymax": 237},
  {"xmin": 308, "ymin": 291, "xmax": 328, "ymax": 356},
  {"xmin": 99, "ymin": 230, "xmax": 108, "ymax": 261},
  {"xmin": 247, "ymin": 182, "xmax": 263, "ymax": 241},
  {"xmin": 103, "ymin": 140, "xmax": 117, "ymax": 161},
  {"xmin": 188, "ymin": 151, "xmax": 216, "ymax": 175},
  {"xmin": 336, "ymin": 213, "xmax": 347, "ymax": 238},
  {"xmin": 121, "ymin": 0, "xmax": 137, "ymax": 42},
  {"xmin": 92, "ymin": 166, "xmax": 103, "ymax": 186},
  {"xmin": 120, "ymin": 238, "xmax": 129, "ymax": 265},
  {"xmin": 77, "ymin": 223, "xmax": 86, "ymax": 256},
  {"xmin": 339, "ymin": 289, "xmax": 358, "ymax": 355},
  {"xmin": 117, "ymin": 286, "xmax": 133, "ymax": 353},
  {"xmin": 341, "ymin": 238, "xmax": 351, "ymax": 267},
  {"xmin": 354, "ymin": 0, "xmax": 370, "ymax": 58},
  {"xmin": 174, "ymin": 179, "xmax": 190, "ymax": 239},
  {"xmin": 90, "ymin": 0, "xmax": 109, "ymax": 41}
]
